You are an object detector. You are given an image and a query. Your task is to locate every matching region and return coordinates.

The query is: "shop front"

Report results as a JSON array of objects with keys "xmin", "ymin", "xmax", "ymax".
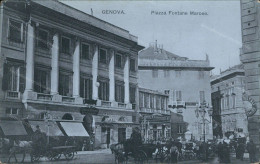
[
  {"xmin": 140, "ymin": 113, "xmax": 171, "ymax": 143},
  {"xmin": 93, "ymin": 109, "xmax": 135, "ymax": 149}
]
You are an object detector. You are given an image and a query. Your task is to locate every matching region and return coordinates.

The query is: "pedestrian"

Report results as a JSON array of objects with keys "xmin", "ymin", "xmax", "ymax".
[
  {"xmin": 217, "ymin": 142, "xmax": 223, "ymax": 163},
  {"xmin": 247, "ymin": 139, "xmax": 257, "ymax": 163},
  {"xmin": 82, "ymin": 140, "xmax": 87, "ymax": 151},
  {"xmin": 222, "ymin": 141, "xmax": 230, "ymax": 163},
  {"xmin": 170, "ymin": 144, "xmax": 178, "ymax": 163},
  {"xmin": 237, "ymin": 142, "xmax": 245, "ymax": 161}
]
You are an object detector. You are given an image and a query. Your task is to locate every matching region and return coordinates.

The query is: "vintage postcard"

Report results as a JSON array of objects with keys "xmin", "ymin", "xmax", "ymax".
[{"xmin": 0, "ymin": 0, "xmax": 259, "ymax": 163}]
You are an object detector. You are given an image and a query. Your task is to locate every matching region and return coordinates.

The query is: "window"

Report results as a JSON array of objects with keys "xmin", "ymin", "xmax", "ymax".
[
  {"xmin": 37, "ymin": 29, "xmax": 48, "ymax": 49},
  {"xmin": 99, "ymin": 48, "xmax": 107, "ymax": 64},
  {"xmin": 152, "ymin": 69, "xmax": 158, "ymax": 78},
  {"xmin": 115, "ymin": 54, "xmax": 122, "ymax": 68},
  {"xmin": 59, "ymin": 73, "xmax": 71, "ymax": 96},
  {"xmin": 81, "ymin": 43, "xmax": 90, "ymax": 60},
  {"xmin": 176, "ymin": 70, "xmax": 181, "ymax": 77},
  {"xmin": 6, "ymin": 108, "xmax": 19, "ymax": 115},
  {"xmin": 150, "ymin": 94, "xmax": 154, "ymax": 109},
  {"xmin": 161, "ymin": 97, "xmax": 165, "ymax": 109},
  {"xmin": 139, "ymin": 92, "xmax": 144, "ymax": 108},
  {"xmin": 130, "ymin": 58, "xmax": 136, "ymax": 72},
  {"xmin": 98, "ymin": 79, "xmax": 109, "ymax": 101},
  {"xmin": 9, "ymin": 19, "xmax": 23, "ymax": 42},
  {"xmin": 130, "ymin": 86, "xmax": 136, "ymax": 104},
  {"xmin": 199, "ymin": 71, "xmax": 204, "ymax": 79},
  {"xmin": 2, "ymin": 63, "xmax": 25, "ymax": 92},
  {"xmin": 164, "ymin": 70, "xmax": 170, "ymax": 77},
  {"xmin": 61, "ymin": 36, "xmax": 70, "ymax": 54},
  {"xmin": 144, "ymin": 93, "xmax": 150, "ymax": 108},
  {"xmin": 164, "ymin": 90, "xmax": 170, "ymax": 95},
  {"xmin": 227, "ymin": 95, "xmax": 230, "ymax": 109},
  {"xmin": 177, "ymin": 124, "xmax": 183, "ymax": 134},
  {"xmin": 156, "ymin": 95, "xmax": 161, "ymax": 109},
  {"xmin": 199, "ymin": 91, "xmax": 205, "ymax": 103},
  {"xmin": 176, "ymin": 91, "xmax": 182, "ymax": 101},
  {"xmin": 232, "ymin": 95, "xmax": 236, "ymax": 108},
  {"xmin": 115, "ymin": 82, "xmax": 124, "ymax": 103},
  {"xmin": 80, "ymin": 77, "xmax": 92, "ymax": 100},
  {"xmin": 34, "ymin": 68, "xmax": 50, "ymax": 94}
]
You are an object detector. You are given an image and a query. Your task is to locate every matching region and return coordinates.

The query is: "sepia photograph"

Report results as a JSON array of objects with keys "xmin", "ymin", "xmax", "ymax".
[{"xmin": 0, "ymin": 0, "xmax": 259, "ymax": 163}]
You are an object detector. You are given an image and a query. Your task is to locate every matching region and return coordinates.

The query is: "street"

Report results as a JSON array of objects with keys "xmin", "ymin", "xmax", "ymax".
[{"xmin": 1, "ymin": 149, "xmax": 254, "ymax": 164}]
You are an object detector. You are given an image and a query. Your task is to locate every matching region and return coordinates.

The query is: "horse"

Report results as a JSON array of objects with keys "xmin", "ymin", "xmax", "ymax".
[{"xmin": 1, "ymin": 138, "xmax": 33, "ymax": 163}]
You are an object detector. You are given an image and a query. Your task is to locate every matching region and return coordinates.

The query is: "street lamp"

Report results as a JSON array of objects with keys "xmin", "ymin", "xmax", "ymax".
[{"xmin": 195, "ymin": 100, "xmax": 212, "ymax": 143}]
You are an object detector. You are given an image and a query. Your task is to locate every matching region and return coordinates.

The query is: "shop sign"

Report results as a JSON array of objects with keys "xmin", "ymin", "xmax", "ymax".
[{"xmin": 80, "ymin": 107, "xmax": 99, "ymax": 115}]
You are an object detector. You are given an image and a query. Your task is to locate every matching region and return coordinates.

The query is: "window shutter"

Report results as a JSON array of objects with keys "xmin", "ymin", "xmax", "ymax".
[
  {"xmin": 80, "ymin": 78, "xmax": 84, "ymax": 98},
  {"xmin": 89, "ymin": 79, "xmax": 93, "ymax": 100},
  {"xmin": 2, "ymin": 63, "xmax": 9, "ymax": 91},
  {"xmin": 19, "ymin": 66, "xmax": 25, "ymax": 92},
  {"xmin": 69, "ymin": 75, "xmax": 73, "ymax": 96},
  {"xmin": 21, "ymin": 23, "xmax": 23, "ymax": 42}
]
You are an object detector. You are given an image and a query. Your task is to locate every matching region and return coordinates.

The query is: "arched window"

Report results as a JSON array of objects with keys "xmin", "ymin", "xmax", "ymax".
[{"xmin": 62, "ymin": 113, "xmax": 73, "ymax": 120}]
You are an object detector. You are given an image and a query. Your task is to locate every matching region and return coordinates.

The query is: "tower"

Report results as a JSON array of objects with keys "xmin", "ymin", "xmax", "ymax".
[{"xmin": 240, "ymin": 0, "xmax": 260, "ymax": 160}]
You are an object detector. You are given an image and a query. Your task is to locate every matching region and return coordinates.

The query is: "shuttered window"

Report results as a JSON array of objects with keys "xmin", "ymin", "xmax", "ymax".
[
  {"xmin": 115, "ymin": 82, "xmax": 124, "ymax": 103},
  {"xmin": 80, "ymin": 77, "xmax": 92, "ymax": 100}
]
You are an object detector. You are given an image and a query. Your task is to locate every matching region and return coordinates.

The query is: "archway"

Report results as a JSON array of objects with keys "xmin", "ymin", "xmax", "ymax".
[{"xmin": 62, "ymin": 113, "xmax": 73, "ymax": 120}]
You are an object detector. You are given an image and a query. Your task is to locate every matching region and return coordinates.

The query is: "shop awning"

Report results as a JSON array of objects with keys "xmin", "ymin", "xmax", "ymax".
[
  {"xmin": 29, "ymin": 120, "xmax": 64, "ymax": 136},
  {"xmin": 60, "ymin": 122, "xmax": 89, "ymax": 137},
  {"xmin": 0, "ymin": 120, "xmax": 27, "ymax": 136}
]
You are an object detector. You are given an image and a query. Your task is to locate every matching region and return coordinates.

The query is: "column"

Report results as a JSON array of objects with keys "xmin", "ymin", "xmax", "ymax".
[
  {"xmin": 51, "ymin": 33, "xmax": 59, "ymax": 94},
  {"xmin": 73, "ymin": 40, "xmax": 80, "ymax": 97},
  {"xmin": 124, "ymin": 55, "xmax": 130, "ymax": 104},
  {"xmin": 25, "ymin": 21, "xmax": 35, "ymax": 91},
  {"xmin": 92, "ymin": 45, "xmax": 99, "ymax": 100},
  {"xmin": 109, "ymin": 50, "xmax": 115, "ymax": 102}
]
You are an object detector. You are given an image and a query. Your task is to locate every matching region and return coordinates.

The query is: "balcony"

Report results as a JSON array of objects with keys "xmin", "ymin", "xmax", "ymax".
[
  {"xmin": 170, "ymin": 101, "xmax": 186, "ymax": 108},
  {"xmin": 118, "ymin": 102, "xmax": 126, "ymax": 108},
  {"xmin": 140, "ymin": 107, "xmax": 152, "ymax": 113},
  {"xmin": 101, "ymin": 100, "xmax": 111, "ymax": 107},
  {"xmin": 37, "ymin": 93, "xmax": 52, "ymax": 101},
  {"xmin": 5, "ymin": 91, "xmax": 21, "ymax": 99},
  {"xmin": 62, "ymin": 96, "xmax": 75, "ymax": 103}
]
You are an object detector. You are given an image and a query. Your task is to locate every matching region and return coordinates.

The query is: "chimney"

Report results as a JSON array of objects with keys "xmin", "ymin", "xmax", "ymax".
[{"xmin": 91, "ymin": 8, "xmax": 93, "ymax": 16}]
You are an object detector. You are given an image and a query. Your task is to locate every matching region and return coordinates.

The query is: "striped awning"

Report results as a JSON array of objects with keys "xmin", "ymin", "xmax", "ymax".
[{"xmin": 0, "ymin": 120, "xmax": 27, "ymax": 136}]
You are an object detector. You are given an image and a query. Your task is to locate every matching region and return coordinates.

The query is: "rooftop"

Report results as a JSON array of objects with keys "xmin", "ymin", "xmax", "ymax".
[
  {"xmin": 138, "ymin": 42, "xmax": 213, "ymax": 69},
  {"xmin": 210, "ymin": 64, "xmax": 244, "ymax": 82},
  {"xmin": 31, "ymin": 0, "xmax": 138, "ymax": 42}
]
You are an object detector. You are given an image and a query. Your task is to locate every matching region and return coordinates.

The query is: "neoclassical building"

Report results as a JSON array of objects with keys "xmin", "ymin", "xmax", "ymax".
[
  {"xmin": 0, "ymin": 0, "xmax": 143, "ymax": 148},
  {"xmin": 211, "ymin": 64, "xmax": 248, "ymax": 138},
  {"xmin": 138, "ymin": 43, "xmax": 214, "ymax": 141}
]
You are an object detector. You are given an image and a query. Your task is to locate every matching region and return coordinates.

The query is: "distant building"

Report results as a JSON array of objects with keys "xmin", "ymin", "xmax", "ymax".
[
  {"xmin": 211, "ymin": 64, "xmax": 248, "ymax": 138},
  {"xmin": 171, "ymin": 113, "xmax": 188, "ymax": 140},
  {"xmin": 138, "ymin": 87, "xmax": 171, "ymax": 142},
  {"xmin": 138, "ymin": 42, "xmax": 214, "ymax": 141},
  {"xmin": 0, "ymin": 0, "xmax": 143, "ymax": 148}
]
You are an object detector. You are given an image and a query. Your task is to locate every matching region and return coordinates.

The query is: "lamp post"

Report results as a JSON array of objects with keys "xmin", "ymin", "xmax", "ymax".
[{"xmin": 195, "ymin": 100, "xmax": 213, "ymax": 142}]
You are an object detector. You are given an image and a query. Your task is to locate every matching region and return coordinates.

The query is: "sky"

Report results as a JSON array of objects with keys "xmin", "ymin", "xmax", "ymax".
[{"xmin": 62, "ymin": 1, "xmax": 242, "ymax": 75}]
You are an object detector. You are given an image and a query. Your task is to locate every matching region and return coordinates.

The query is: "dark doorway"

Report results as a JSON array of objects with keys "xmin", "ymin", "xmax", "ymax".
[
  {"xmin": 62, "ymin": 113, "xmax": 73, "ymax": 120},
  {"xmin": 118, "ymin": 128, "xmax": 126, "ymax": 143}
]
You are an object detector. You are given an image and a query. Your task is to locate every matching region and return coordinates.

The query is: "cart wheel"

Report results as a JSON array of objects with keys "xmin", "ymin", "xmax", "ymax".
[
  {"xmin": 64, "ymin": 150, "xmax": 74, "ymax": 160},
  {"xmin": 53, "ymin": 153, "xmax": 61, "ymax": 161},
  {"xmin": 135, "ymin": 150, "xmax": 147, "ymax": 163},
  {"xmin": 30, "ymin": 153, "xmax": 40, "ymax": 162}
]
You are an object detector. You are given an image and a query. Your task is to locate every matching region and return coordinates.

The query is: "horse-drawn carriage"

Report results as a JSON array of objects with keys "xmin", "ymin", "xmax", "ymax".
[{"xmin": 0, "ymin": 118, "xmax": 89, "ymax": 163}]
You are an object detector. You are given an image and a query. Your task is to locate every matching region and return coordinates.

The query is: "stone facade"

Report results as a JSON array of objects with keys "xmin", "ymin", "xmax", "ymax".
[
  {"xmin": 240, "ymin": 0, "xmax": 260, "ymax": 159},
  {"xmin": 138, "ymin": 44, "xmax": 214, "ymax": 141},
  {"xmin": 0, "ymin": 0, "xmax": 143, "ymax": 149},
  {"xmin": 211, "ymin": 64, "xmax": 248, "ymax": 138}
]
